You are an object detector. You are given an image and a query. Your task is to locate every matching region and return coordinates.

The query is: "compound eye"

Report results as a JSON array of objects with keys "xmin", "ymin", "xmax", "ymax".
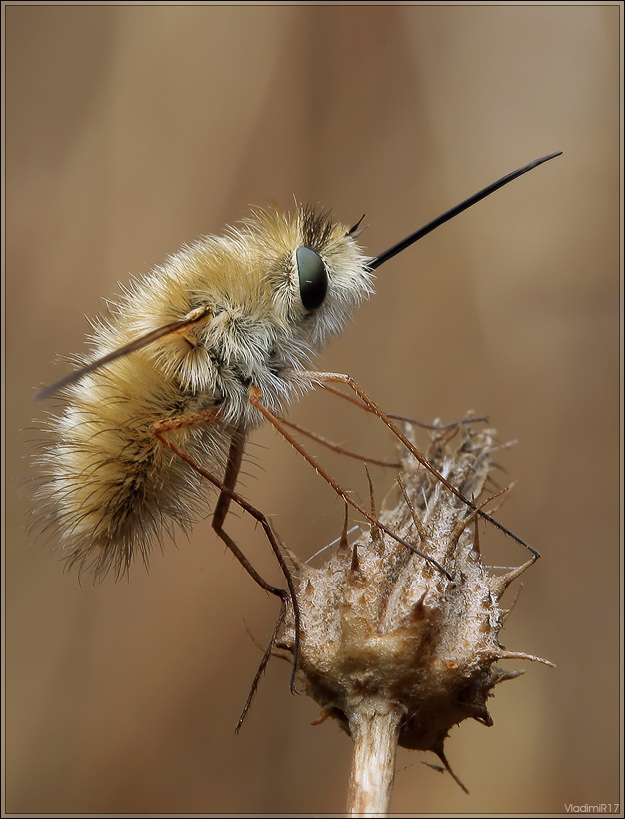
[{"xmin": 296, "ymin": 246, "xmax": 328, "ymax": 311}]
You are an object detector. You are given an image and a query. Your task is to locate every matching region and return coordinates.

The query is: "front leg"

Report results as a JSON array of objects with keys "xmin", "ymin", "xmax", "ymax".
[
  {"xmin": 247, "ymin": 385, "xmax": 451, "ymax": 579},
  {"xmin": 297, "ymin": 371, "xmax": 538, "ymax": 561}
]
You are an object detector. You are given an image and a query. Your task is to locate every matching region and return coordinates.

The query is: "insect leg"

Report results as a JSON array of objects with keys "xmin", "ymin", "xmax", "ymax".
[
  {"xmin": 211, "ymin": 428, "xmax": 302, "ymax": 701},
  {"xmin": 247, "ymin": 388, "xmax": 452, "ymax": 579},
  {"xmin": 320, "ymin": 381, "xmax": 487, "ymax": 430},
  {"xmin": 150, "ymin": 411, "xmax": 286, "ymax": 595},
  {"xmin": 300, "ymin": 371, "xmax": 539, "ymax": 561},
  {"xmin": 150, "ymin": 414, "xmax": 301, "ymax": 702},
  {"xmin": 278, "ymin": 416, "xmax": 401, "ymax": 468}
]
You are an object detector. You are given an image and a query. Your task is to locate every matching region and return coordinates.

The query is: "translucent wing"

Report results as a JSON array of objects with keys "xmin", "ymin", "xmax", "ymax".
[{"xmin": 36, "ymin": 304, "xmax": 214, "ymax": 400}]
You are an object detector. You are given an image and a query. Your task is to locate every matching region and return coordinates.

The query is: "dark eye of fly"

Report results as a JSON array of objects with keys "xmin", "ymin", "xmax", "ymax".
[{"xmin": 296, "ymin": 246, "xmax": 328, "ymax": 311}]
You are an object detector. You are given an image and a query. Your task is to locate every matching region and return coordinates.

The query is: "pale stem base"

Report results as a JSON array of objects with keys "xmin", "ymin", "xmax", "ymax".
[{"xmin": 346, "ymin": 699, "xmax": 403, "ymax": 815}]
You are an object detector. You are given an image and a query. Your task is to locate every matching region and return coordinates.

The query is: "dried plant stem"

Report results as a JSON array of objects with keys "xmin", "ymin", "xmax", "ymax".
[
  {"xmin": 276, "ymin": 420, "xmax": 553, "ymax": 812},
  {"xmin": 346, "ymin": 699, "xmax": 403, "ymax": 814}
]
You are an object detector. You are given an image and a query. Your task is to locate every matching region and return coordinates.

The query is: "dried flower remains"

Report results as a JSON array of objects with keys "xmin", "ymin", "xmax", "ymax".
[{"xmin": 276, "ymin": 420, "xmax": 553, "ymax": 809}]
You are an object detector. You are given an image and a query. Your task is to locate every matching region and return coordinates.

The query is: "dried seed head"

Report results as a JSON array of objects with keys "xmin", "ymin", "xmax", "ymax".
[{"xmin": 278, "ymin": 421, "xmax": 552, "ymax": 791}]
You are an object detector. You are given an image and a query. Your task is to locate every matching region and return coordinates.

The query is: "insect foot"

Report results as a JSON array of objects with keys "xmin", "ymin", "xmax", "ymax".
[{"xmin": 276, "ymin": 421, "xmax": 553, "ymax": 814}]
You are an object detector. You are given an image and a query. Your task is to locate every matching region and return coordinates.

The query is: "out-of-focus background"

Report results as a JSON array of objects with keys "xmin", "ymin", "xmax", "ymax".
[{"xmin": 5, "ymin": 4, "xmax": 620, "ymax": 815}]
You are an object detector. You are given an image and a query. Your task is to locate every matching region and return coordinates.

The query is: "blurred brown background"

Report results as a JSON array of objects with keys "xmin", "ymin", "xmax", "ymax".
[{"xmin": 4, "ymin": 4, "xmax": 620, "ymax": 815}]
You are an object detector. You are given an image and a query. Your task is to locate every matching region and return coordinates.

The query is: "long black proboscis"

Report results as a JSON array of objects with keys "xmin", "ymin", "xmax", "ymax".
[{"xmin": 369, "ymin": 151, "xmax": 562, "ymax": 271}]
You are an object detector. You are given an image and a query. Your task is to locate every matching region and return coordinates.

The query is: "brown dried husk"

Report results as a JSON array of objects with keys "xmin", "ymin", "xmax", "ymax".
[{"xmin": 277, "ymin": 421, "xmax": 552, "ymax": 790}]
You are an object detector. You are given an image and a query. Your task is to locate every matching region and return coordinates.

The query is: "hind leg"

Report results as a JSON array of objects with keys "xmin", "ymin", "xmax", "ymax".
[{"xmin": 150, "ymin": 413, "xmax": 301, "ymax": 702}]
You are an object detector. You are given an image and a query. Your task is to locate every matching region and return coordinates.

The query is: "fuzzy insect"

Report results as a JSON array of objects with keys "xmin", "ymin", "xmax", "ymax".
[{"xmin": 33, "ymin": 153, "xmax": 560, "ymax": 585}]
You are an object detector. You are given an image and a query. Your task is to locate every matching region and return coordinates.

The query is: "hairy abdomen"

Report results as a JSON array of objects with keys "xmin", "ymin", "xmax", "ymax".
[{"xmin": 33, "ymin": 356, "xmax": 232, "ymax": 579}]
